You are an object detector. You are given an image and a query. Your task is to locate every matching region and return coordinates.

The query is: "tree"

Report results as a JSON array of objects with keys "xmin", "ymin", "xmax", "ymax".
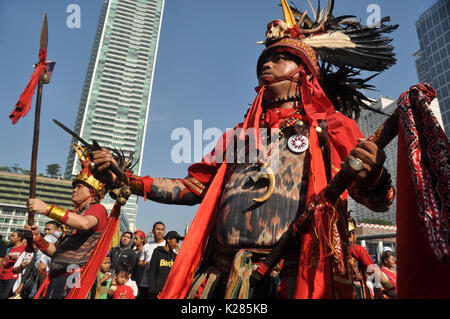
[
  {"xmin": 11, "ymin": 163, "xmax": 22, "ymax": 174},
  {"xmin": 45, "ymin": 164, "xmax": 61, "ymax": 178}
]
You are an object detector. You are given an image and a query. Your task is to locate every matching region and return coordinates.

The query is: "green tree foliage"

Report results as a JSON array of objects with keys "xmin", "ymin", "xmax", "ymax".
[{"xmin": 45, "ymin": 163, "xmax": 61, "ymax": 178}]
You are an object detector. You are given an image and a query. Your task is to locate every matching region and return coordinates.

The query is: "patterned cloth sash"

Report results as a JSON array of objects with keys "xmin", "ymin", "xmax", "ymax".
[{"xmin": 397, "ymin": 82, "xmax": 450, "ymax": 261}]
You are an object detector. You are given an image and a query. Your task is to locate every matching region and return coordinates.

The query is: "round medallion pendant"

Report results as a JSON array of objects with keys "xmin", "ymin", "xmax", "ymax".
[{"xmin": 287, "ymin": 134, "xmax": 309, "ymax": 153}]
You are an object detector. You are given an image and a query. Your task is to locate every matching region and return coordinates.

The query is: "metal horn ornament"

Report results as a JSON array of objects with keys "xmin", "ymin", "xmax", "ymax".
[{"xmin": 252, "ymin": 159, "xmax": 276, "ymax": 203}]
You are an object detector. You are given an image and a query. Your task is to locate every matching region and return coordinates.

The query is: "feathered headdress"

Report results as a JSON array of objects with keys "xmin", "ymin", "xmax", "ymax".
[{"xmin": 257, "ymin": 0, "xmax": 398, "ymax": 119}]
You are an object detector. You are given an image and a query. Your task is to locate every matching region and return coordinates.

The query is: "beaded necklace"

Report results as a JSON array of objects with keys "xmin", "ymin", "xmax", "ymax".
[
  {"xmin": 268, "ymin": 95, "xmax": 302, "ymax": 107},
  {"xmin": 260, "ymin": 107, "xmax": 309, "ymax": 155},
  {"xmin": 260, "ymin": 107, "xmax": 305, "ymax": 138}
]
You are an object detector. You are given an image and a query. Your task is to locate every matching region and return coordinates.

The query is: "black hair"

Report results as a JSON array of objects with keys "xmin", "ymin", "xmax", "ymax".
[
  {"xmin": 122, "ymin": 231, "xmax": 133, "ymax": 238},
  {"xmin": 380, "ymin": 251, "xmax": 394, "ymax": 266},
  {"xmin": 46, "ymin": 221, "xmax": 60, "ymax": 229},
  {"xmin": 152, "ymin": 221, "xmax": 165, "ymax": 230},
  {"xmin": 21, "ymin": 230, "xmax": 34, "ymax": 253},
  {"xmin": 115, "ymin": 261, "xmax": 131, "ymax": 275}
]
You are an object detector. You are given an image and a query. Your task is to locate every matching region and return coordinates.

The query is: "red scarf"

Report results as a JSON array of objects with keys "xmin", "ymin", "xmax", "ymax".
[
  {"xmin": 9, "ymin": 49, "xmax": 48, "ymax": 124},
  {"xmin": 159, "ymin": 72, "xmax": 362, "ymax": 299}
]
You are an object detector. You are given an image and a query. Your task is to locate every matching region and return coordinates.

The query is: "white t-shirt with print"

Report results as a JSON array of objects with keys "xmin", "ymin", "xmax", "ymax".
[{"xmin": 12, "ymin": 251, "xmax": 34, "ymax": 293}]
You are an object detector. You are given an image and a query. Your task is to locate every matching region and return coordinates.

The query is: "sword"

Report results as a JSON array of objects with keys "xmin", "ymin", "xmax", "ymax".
[{"xmin": 52, "ymin": 119, "xmax": 129, "ymax": 185}]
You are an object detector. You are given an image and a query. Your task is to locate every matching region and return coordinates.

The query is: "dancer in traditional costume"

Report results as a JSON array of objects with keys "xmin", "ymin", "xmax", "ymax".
[
  {"xmin": 26, "ymin": 146, "xmax": 108, "ymax": 299},
  {"xmin": 91, "ymin": 0, "xmax": 448, "ymax": 299}
]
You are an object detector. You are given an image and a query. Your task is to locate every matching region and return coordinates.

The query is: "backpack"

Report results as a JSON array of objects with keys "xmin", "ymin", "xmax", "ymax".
[{"xmin": 20, "ymin": 249, "xmax": 38, "ymax": 299}]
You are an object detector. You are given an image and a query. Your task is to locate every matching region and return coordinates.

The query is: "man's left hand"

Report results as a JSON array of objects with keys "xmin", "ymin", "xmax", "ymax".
[{"xmin": 341, "ymin": 138, "xmax": 385, "ymax": 186}]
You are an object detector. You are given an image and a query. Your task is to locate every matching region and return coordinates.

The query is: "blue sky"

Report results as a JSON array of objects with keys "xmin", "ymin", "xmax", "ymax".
[{"xmin": 0, "ymin": 0, "xmax": 437, "ymax": 235}]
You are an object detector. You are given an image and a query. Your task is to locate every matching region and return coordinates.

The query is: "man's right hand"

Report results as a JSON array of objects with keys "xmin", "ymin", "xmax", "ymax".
[{"xmin": 91, "ymin": 149, "xmax": 118, "ymax": 185}]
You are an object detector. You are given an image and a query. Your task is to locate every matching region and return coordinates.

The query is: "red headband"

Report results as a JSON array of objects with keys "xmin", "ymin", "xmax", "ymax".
[{"xmin": 134, "ymin": 230, "xmax": 146, "ymax": 241}]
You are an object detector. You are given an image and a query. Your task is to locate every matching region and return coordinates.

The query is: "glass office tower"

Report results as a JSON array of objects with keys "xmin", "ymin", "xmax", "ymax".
[{"xmin": 414, "ymin": 0, "xmax": 450, "ymax": 134}]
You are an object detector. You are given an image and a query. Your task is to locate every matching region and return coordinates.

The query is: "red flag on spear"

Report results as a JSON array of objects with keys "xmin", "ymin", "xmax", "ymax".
[{"xmin": 9, "ymin": 14, "xmax": 50, "ymax": 125}]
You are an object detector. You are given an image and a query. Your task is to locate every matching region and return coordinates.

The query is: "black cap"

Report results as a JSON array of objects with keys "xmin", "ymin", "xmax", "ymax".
[{"xmin": 164, "ymin": 231, "xmax": 184, "ymax": 241}]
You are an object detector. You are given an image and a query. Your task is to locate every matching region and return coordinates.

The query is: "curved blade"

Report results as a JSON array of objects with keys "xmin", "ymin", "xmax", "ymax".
[{"xmin": 40, "ymin": 13, "xmax": 48, "ymax": 50}]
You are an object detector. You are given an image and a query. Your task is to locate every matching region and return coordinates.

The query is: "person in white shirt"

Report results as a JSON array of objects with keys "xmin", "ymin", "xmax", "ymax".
[
  {"xmin": 36, "ymin": 221, "xmax": 61, "ymax": 285},
  {"xmin": 11, "ymin": 232, "xmax": 35, "ymax": 298},
  {"xmin": 135, "ymin": 222, "xmax": 166, "ymax": 299}
]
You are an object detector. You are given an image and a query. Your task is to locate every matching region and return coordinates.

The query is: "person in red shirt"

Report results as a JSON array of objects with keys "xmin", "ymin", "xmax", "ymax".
[
  {"xmin": 25, "ymin": 164, "xmax": 108, "ymax": 299},
  {"xmin": 0, "ymin": 230, "xmax": 25, "ymax": 299},
  {"xmin": 380, "ymin": 250, "xmax": 397, "ymax": 299},
  {"xmin": 109, "ymin": 262, "xmax": 135, "ymax": 299},
  {"xmin": 348, "ymin": 217, "xmax": 382, "ymax": 299}
]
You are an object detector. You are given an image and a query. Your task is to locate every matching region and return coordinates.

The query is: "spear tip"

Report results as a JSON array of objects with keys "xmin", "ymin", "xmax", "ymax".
[{"xmin": 40, "ymin": 13, "xmax": 48, "ymax": 50}]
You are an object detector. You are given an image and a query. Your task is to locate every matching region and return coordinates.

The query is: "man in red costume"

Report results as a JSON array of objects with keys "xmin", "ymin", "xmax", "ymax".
[
  {"xmin": 25, "ymin": 164, "xmax": 107, "ymax": 299},
  {"xmin": 92, "ymin": 1, "xmax": 398, "ymax": 299},
  {"xmin": 348, "ymin": 217, "xmax": 381, "ymax": 299}
]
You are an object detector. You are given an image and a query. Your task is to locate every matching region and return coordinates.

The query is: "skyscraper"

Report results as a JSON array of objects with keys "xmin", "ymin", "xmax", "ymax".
[
  {"xmin": 349, "ymin": 96, "xmax": 444, "ymax": 225},
  {"xmin": 414, "ymin": 0, "xmax": 450, "ymax": 134},
  {"xmin": 349, "ymin": 97, "xmax": 398, "ymax": 225},
  {"xmin": 64, "ymin": 0, "xmax": 165, "ymax": 231}
]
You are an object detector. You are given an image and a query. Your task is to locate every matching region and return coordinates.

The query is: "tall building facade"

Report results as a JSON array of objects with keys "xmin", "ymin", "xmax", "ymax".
[
  {"xmin": 64, "ymin": 0, "xmax": 165, "ymax": 231},
  {"xmin": 349, "ymin": 97, "xmax": 398, "ymax": 225},
  {"xmin": 349, "ymin": 96, "xmax": 444, "ymax": 225},
  {"xmin": 0, "ymin": 172, "xmax": 73, "ymax": 238},
  {"xmin": 414, "ymin": 0, "xmax": 450, "ymax": 134}
]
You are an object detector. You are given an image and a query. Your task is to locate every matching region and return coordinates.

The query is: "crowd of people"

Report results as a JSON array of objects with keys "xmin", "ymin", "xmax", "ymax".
[
  {"xmin": 0, "ymin": 222, "xmax": 185, "ymax": 299},
  {"xmin": 0, "ymin": 219, "xmax": 398, "ymax": 299}
]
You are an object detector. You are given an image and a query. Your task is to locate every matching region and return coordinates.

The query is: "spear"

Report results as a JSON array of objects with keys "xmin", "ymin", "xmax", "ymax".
[
  {"xmin": 28, "ymin": 13, "xmax": 51, "ymax": 226},
  {"xmin": 8, "ymin": 13, "xmax": 54, "ymax": 225}
]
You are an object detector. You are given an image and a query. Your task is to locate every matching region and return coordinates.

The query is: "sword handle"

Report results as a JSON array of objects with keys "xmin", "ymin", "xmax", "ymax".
[
  {"xmin": 324, "ymin": 110, "xmax": 399, "ymax": 205},
  {"xmin": 91, "ymin": 140, "xmax": 128, "ymax": 184}
]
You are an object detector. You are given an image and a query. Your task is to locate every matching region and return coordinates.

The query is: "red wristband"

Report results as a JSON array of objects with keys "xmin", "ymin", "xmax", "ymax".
[
  {"xmin": 126, "ymin": 170, "xmax": 154, "ymax": 201},
  {"xmin": 34, "ymin": 233, "xmax": 50, "ymax": 252},
  {"xmin": 61, "ymin": 210, "xmax": 70, "ymax": 223}
]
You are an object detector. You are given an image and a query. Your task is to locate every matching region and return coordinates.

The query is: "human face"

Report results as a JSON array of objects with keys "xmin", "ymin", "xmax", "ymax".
[
  {"xmin": 121, "ymin": 233, "xmax": 132, "ymax": 246},
  {"xmin": 45, "ymin": 223, "xmax": 56, "ymax": 235},
  {"xmin": 100, "ymin": 257, "xmax": 111, "ymax": 273},
  {"xmin": 386, "ymin": 255, "xmax": 396, "ymax": 268},
  {"xmin": 115, "ymin": 271, "xmax": 130, "ymax": 286},
  {"xmin": 72, "ymin": 182, "xmax": 92, "ymax": 207},
  {"xmin": 153, "ymin": 223, "xmax": 165, "ymax": 243},
  {"xmin": 167, "ymin": 238, "xmax": 179, "ymax": 251},
  {"xmin": 258, "ymin": 52, "xmax": 300, "ymax": 86},
  {"xmin": 349, "ymin": 232, "xmax": 357, "ymax": 244},
  {"xmin": 133, "ymin": 235, "xmax": 144, "ymax": 248},
  {"xmin": 9, "ymin": 232, "xmax": 21, "ymax": 245}
]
